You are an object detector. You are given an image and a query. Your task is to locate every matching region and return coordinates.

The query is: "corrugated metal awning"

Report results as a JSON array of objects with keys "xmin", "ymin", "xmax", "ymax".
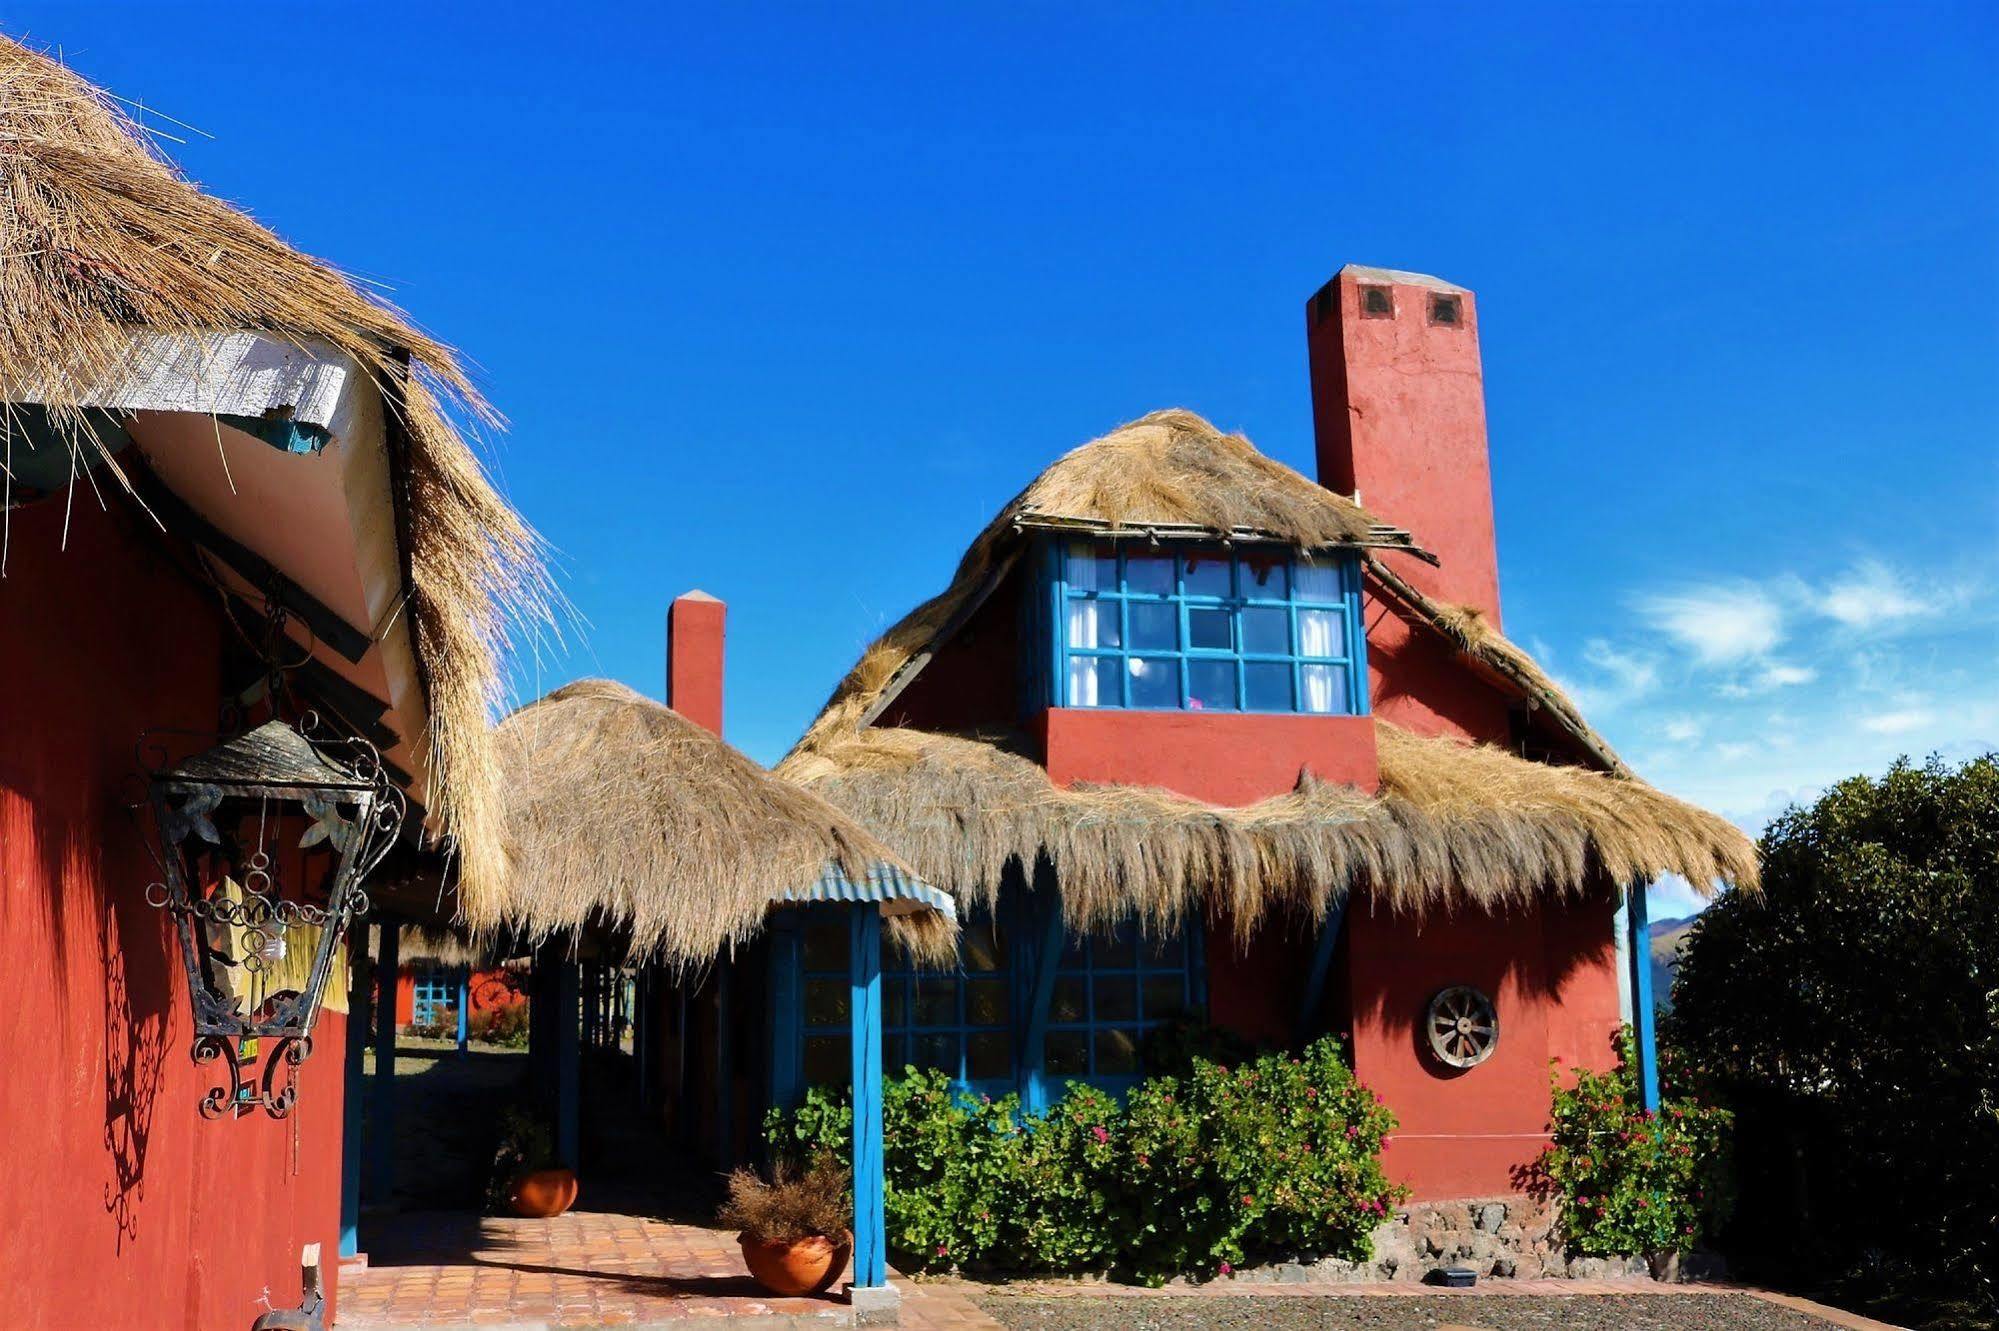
[{"xmin": 770, "ymin": 861, "xmax": 959, "ymax": 922}]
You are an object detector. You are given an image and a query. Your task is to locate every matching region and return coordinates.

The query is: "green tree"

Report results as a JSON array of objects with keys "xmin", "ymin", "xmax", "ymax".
[{"xmin": 1665, "ymin": 754, "xmax": 1998, "ymax": 1330}]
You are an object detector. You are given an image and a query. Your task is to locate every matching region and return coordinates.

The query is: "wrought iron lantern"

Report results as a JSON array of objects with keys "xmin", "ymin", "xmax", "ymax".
[{"xmin": 141, "ymin": 716, "xmax": 404, "ymax": 1119}]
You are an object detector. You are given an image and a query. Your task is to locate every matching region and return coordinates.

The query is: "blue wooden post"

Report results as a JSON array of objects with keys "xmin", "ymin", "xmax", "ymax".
[
  {"xmin": 339, "ymin": 927, "xmax": 370, "ymax": 1255},
  {"xmin": 849, "ymin": 905, "xmax": 887, "ymax": 1290},
  {"xmin": 455, "ymin": 966, "xmax": 471, "ymax": 1053},
  {"xmin": 556, "ymin": 956, "xmax": 581, "ymax": 1169},
  {"xmin": 367, "ymin": 921, "xmax": 399, "ymax": 1205},
  {"xmin": 1020, "ymin": 888, "xmax": 1067, "ymax": 1114},
  {"xmin": 1294, "ymin": 892, "xmax": 1350, "ymax": 1048},
  {"xmin": 1625, "ymin": 880, "xmax": 1661, "ymax": 1113},
  {"xmin": 768, "ymin": 914, "xmax": 804, "ymax": 1115}
]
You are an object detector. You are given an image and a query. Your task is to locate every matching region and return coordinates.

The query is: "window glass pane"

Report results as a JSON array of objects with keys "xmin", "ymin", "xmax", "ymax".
[
  {"xmin": 916, "ymin": 1033, "xmax": 959, "ymax": 1076},
  {"xmin": 885, "ymin": 979, "xmax": 908, "ymax": 1028},
  {"xmin": 1068, "ymin": 656, "xmax": 1119, "ymax": 707},
  {"xmin": 968, "ymin": 1032, "xmax": 1012, "ymax": 1081},
  {"xmin": 1298, "ymin": 608, "xmax": 1344, "ymax": 659},
  {"xmin": 1240, "ymin": 606, "xmax": 1289, "ymax": 655},
  {"xmin": 1244, "ymin": 661, "xmax": 1292, "ymax": 711},
  {"xmin": 1125, "ymin": 551, "xmax": 1174, "ymax": 595},
  {"xmin": 1050, "ymin": 977, "xmax": 1087, "ymax": 1024},
  {"xmin": 966, "ymin": 978, "xmax": 1008, "ymax": 1027},
  {"xmin": 1183, "ymin": 553, "xmax": 1230, "ymax": 599},
  {"xmin": 804, "ymin": 979, "xmax": 849, "ymax": 1027},
  {"xmin": 1094, "ymin": 975, "xmax": 1138, "ymax": 1022},
  {"xmin": 1090, "ymin": 928, "xmax": 1136, "ymax": 968},
  {"xmin": 1186, "ymin": 659, "xmax": 1237, "ymax": 711},
  {"xmin": 1128, "ymin": 657, "xmax": 1178, "ymax": 708},
  {"xmin": 1141, "ymin": 932, "xmax": 1185, "ymax": 965},
  {"xmin": 1067, "ymin": 596, "xmax": 1120, "ymax": 649},
  {"xmin": 1046, "ymin": 1031, "xmax": 1089, "ymax": 1076},
  {"xmin": 1242, "ymin": 551, "xmax": 1289, "ymax": 598},
  {"xmin": 1095, "ymin": 1028, "xmax": 1140, "ymax": 1075},
  {"xmin": 962, "ymin": 922, "xmax": 1005, "ymax": 972},
  {"xmin": 1128, "ymin": 601, "xmax": 1177, "ymax": 651},
  {"xmin": 1295, "ymin": 559, "xmax": 1342, "ymax": 602},
  {"xmin": 1187, "ymin": 607, "xmax": 1231, "ymax": 651},
  {"xmin": 803, "ymin": 1035, "xmax": 848, "ymax": 1086},
  {"xmin": 803, "ymin": 920, "xmax": 845, "ymax": 971},
  {"xmin": 1301, "ymin": 662, "xmax": 1348, "ymax": 714},
  {"xmin": 1143, "ymin": 976, "xmax": 1188, "ymax": 1021},
  {"xmin": 1066, "ymin": 540, "xmax": 1114, "ymax": 591},
  {"xmin": 915, "ymin": 977, "xmax": 957, "ymax": 1026}
]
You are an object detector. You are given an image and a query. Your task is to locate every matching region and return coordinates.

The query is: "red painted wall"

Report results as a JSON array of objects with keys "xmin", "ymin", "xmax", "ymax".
[
  {"xmin": 0, "ymin": 498, "xmax": 346, "ymax": 1329},
  {"xmin": 668, "ymin": 592, "xmax": 726, "ymax": 736},
  {"xmin": 1039, "ymin": 708, "xmax": 1380, "ymax": 803},
  {"xmin": 1307, "ymin": 266, "xmax": 1503, "ymax": 626},
  {"xmin": 394, "ymin": 966, "xmax": 526, "ymax": 1026}
]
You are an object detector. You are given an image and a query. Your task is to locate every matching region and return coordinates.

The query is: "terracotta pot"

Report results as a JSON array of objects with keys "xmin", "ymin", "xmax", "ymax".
[
  {"xmin": 508, "ymin": 1167, "xmax": 579, "ymax": 1218},
  {"xmin": 737, "ymin": 1229, "xmax": 853, "ymax": 1296}
]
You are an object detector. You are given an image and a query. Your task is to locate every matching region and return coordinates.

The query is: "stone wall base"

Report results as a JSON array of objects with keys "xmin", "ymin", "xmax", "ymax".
[{"xmin": 1230, "ymin": 1196, "xmax": 1714, "ymax": 1284}]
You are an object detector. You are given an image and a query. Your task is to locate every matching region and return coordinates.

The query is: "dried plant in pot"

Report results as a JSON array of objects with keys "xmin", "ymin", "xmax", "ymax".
[{"xmin": 719, "ymin": 1156, "xmax": 853, "ymax": 1296}]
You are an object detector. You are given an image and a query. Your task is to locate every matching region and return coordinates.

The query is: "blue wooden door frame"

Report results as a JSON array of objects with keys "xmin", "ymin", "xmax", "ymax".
[
  {"xmin": 366, "ymin": 921, "xmax": 399, "ymax": 1204},
  {"xmin": 849, "ymin": 905, "xmax": 887, "ymax": 1290}
]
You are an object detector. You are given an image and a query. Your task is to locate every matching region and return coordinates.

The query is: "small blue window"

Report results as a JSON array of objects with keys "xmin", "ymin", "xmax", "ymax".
[
  {"xmin": 1044, "ymin": 920, "xmax": 1196, "ymax": 1096},
  {"xmin": 1051, "ymin": 540, "xmax": 1367, "ymax": 715},
  {"xmin": 411, "ymin": 965, "xmax": 454, "ymax": 1027}
]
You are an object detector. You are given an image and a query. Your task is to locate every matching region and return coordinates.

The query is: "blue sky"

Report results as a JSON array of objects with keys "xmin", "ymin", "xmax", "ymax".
[{"xmin": 19, "ymin": 4, "xmax": 1995, "ymax": 914}]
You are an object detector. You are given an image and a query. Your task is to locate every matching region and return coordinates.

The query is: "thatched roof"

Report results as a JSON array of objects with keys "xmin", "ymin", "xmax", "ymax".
[
  {"xmin": 496, "ymin": 680, "xmax": 957, "ymax": 967},
  {"xmin": 797, "ymin": 409, "xmax": 1428, "ymax": 752},
  {"xmin": 0, "ymin": 38, "xmax": 550, "ymax": 913},
  {"xmin": 780, "ymin": 409, "xmax": 1759, "ymax": 926}
]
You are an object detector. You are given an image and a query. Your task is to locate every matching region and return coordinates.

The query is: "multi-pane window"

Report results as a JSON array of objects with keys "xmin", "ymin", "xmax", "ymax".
[
  {"xmin": 411, "ymin": 966, "xmax": 453, "ymax": 1027},
  {"xmin": 799, "ymin": 911, "xmax": 1015, "ymax": 1097},
  {"xmin": 1044, "ymin": 921, "xmax": 1195, "ymax": 1093},
  {"xmin": 1057, "ymin": 541, "xmax": 1365, "ymax": 715}
]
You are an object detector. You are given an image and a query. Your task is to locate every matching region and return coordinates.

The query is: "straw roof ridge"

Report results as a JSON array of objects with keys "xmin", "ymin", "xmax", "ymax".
[
  {"xmin": 795, "ymin": 408, "xmax": 1409, "ymax": 753},
  {"xmin": 778, "ymin": 721, "xmax": 1759, "ymax": 939},
  {"xmin": 0, "ymin": 38, "xmax": 554, "ymax": 910},
  {"xmin": 497, "ymin": 679, "xmax": 954, "ymax": 968}
]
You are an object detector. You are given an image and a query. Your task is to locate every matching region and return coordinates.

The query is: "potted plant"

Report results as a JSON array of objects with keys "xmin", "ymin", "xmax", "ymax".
[
  {"xmin": 719, "ymin": 1155, "xmax": 853, "ymax": 1296},
  {"xmin": 487, "ymin": 1107, "xmax": 578, "ymax": 1218}
]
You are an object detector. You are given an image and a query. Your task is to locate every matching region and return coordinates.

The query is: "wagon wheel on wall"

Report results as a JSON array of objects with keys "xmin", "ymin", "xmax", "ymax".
[{"xmin": 1425, "ymin": 985, "xmax": 1498, "ymax": 1069}]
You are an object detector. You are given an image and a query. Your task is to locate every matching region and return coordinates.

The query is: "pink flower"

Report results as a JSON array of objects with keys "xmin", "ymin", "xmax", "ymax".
[
  {"xmin": 937, "ymin": 1244, "xmax": 949, "ymax": 1257},
  {"xmin": 1218, "ymin": 1262, "xmax": 1233, "ymax": 1276},
  {"xmin": 1092, "ymin": 1125, "xmax": 1110, "ymax": 1144}
]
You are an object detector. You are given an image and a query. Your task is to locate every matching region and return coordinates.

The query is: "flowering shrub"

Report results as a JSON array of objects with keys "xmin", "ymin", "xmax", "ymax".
[
  {"xmin": 1538, "ymin": 1030, "xmax": 1732, "ymax": 1257},
  {"xmin": 766, "ymin": 1036, "xmax": 1402, "ymax": 1283}
]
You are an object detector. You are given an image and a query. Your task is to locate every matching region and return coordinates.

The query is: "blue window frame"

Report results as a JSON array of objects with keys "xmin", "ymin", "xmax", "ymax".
[
  {"xmin": 1045, "ymin": 539, "xmax": 1369, "ymax": 716},
  {"xmin": 1043, "ymin": 920, "xmax": 1199, "ymax": 1097},
  {"xmin": 411, "ymin": 965, "xmax": 453, "ymax": 1027},
  {"xmin": 788, "ymin": 886, "xmax": 1205, "ymax": 1104}
]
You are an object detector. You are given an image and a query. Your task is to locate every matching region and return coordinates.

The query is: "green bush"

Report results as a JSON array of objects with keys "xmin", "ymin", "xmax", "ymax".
[
  {"xmin": 470, "ymin": 1001, "xmax": 529, "ymax": 1047},
  {"xmin": 1536, "ymin": 1029, "xmax": 1732, "ymax": 1257},
  {"xmin": 766, "ymin": 1036, "xmax": 1402, "ymax": 1283}
]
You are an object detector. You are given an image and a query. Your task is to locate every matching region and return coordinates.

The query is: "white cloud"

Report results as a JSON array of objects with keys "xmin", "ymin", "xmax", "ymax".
[
  {"xmin": 1860, "ymin": 708, "xmax": 1935, "ymax": 735},
  {"xmin": 1816, "ymin": 560, "xmax": 1952, "ymax": 631},
  {"xmin": 1637, "ymin": 584, "xmax": 1783, "ymax": 665},
  {"xmin": 1583, "ymin": 639, "xmax": 1659, "ymax": 697},
  {"xmin": 1660, "ymin": 715, "xmax": 1704, "ymax": 743}
]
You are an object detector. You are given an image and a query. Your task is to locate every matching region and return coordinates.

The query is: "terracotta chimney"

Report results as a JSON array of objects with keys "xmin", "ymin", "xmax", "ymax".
[
  {"xmin": 1306, "ymin": 265, "xmax": 1503, "ymax": 626},
  {"xmin": 667, "ymin": 591, "xmax": 725, "ymax": 737}
]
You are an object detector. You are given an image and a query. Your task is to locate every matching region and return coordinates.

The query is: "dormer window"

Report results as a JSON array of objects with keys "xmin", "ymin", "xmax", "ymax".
[{"xmin": 1045, "ymin": 539, "xmax": 1367, "ymax": 715}]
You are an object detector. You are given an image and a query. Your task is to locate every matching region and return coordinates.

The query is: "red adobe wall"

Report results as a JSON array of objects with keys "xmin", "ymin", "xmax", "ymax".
[
  {"xmin": 394, "ymin": 966, "xmax": 526, "ymax": 1026},
  {"xmin": 0, "ymin": 497, "xmax": 347, "ymax": 1329},
  {"xmin": 1307, "ymin": 264, "xmax": 1623, "ymax": 1202},
  {"xmin": 1038, "ymin": 708, "xmax": 1380, "ymax": 803},
  {"xmin": 668, "ymin": 592, "xmax": 726, "ymax": 736}
]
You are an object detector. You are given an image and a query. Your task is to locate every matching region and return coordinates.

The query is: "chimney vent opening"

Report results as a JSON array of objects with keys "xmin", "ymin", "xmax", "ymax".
[
  {"xmin": 1360, "ymin": 285, "xmax": 1395, "ymax": 318},
  {"xmin": 1428, "ymin": 293, "xmax": 1463, "ymax": 326}
]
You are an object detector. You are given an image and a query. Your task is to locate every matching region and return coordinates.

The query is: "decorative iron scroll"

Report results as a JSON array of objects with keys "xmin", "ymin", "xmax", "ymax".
[{"xmin": 139, "ymin": 715, "xmax": 404, "ymax": 1120}]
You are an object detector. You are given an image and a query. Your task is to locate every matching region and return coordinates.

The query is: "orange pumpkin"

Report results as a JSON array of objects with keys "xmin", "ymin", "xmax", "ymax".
[
  {"xmin": 507, "ymin": 1167, "xmax": 579, "ymax": 1218},
  {"xmin": 738, "ymin": 1229, "xmax": 853, "ymax": 1297}
]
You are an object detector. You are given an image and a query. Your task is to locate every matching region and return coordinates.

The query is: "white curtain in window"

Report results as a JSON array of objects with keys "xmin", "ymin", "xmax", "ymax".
[
  {"xmin": 1067, "ymin": 653, "xmax": 1102, "ymax": 706},
  {"xmin": 1298, "ymin": 607, "xmax": 1338, "ymax": 657},
  {"xmin": 1301, "ymin": 663, "xmax": 1337, "ymax": 713}
]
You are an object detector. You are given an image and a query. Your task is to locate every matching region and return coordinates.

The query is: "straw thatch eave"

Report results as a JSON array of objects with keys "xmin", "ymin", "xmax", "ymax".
[
  {"xmin": 778, "ymin": 720, "xmax": 1759, "ymax": 940},
  {"xmin": 497, "ymin": 680, "xmax": 956, "ymax": 968},
  {"xmin": 0, "ymin": 38, "xmax": 552, "ymax": 914}
]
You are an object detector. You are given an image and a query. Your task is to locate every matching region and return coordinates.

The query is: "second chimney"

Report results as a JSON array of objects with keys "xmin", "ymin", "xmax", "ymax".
[
  {"xmin": 1306, "ymin": 265, "xmax": 1503, "ymax": 626},
  {"xmin": 667, "ymin": 590, "xmax": 726, "ymax": 737}
]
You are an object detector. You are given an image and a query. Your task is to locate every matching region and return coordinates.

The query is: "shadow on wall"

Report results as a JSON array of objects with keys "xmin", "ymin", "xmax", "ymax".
[{"xmin": 102, "ymin": 889, "xmax": 172, "ymax": 1253}]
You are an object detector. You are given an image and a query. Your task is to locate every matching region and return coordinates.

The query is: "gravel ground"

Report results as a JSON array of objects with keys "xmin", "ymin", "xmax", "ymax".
[{"xmin": 975, "ymin": 1293, "xmax": 1853, "ymax": 1331}]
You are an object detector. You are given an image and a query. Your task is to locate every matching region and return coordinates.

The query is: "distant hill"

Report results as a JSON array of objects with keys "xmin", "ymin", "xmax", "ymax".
[{"xmin": 1649, "ymin": 914, "xmax": 1698, "ymax": 1013}]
